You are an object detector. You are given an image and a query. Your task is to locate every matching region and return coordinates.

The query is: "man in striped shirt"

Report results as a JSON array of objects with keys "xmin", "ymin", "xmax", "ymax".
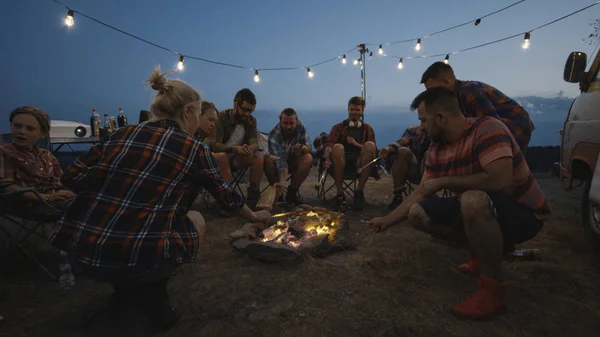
[
  {"xmin": 420, "ymin": 62, "xmax": 535, "ymax": 153},
  {"xmin": 367, "ymin": 86, "xmax": 551, "ymax": 320}
]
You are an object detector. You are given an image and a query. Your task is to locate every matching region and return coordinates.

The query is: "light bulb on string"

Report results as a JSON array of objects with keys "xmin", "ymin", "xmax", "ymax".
[
  {"xmin": 397, "ymin": 58, "xmax": 403, "ymax": 69},
  {"xmin": 254, "ymin": 70, "xmax": 260, "ymax": 83},
  {"xmin": 353, "ymin": 59, "xmax": 359, "ymax": 65},
  {"xmin": 444, "ymin": 55, "xmax": 450, "ymax": 64},
  {"xmin": 369, "ymin": 51, "xmax": 373, "ymax": 59},
  {"xmin": 474, "ymin": 18, "xmax": 481, "ymax": 26},
  {"xmin": 415, "ymin": 39, "xmax": 421, "ymax": 51},
  {"xmin": 65, "ymin": 9, "xmax": 74, "ymax": 27},
  {"xmin": 177, "ymin": 56, "xmax": 184, "ymax": 71},
  {"xmin": 307, "ymin": 68, "xmax": 314, "ymax": 78},
  {"xmin": 378, "ymin": 44, "xmax": 383, "ymax": 55},
  {"xmin": 522, "ymin": 32, "xmax": 531, "ymax": 49},
  {"xmin": 342, "ymin": 55, "xmax": 347, "ymax": 64}
]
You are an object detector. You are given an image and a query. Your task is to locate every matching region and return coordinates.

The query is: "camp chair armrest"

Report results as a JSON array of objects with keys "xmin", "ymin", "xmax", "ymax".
[{"xmin": 0, "ymin": 186, "xmax": 61, "ymax": 211}]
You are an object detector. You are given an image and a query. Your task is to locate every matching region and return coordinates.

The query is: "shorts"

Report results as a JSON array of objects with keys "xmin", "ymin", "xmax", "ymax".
[{"xmin": 418, "ymin": 193, "xmax": 543, "ymax": 250}]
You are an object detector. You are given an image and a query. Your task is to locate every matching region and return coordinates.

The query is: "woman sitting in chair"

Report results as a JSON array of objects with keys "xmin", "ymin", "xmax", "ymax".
[
  {"xmin": 0, "ymin": 106, "xmax": 76, "ymax": 215},
  {"xmin": 49, "ymin": 67, "xmax": 272, "ymax": 330},
  {"xmin": 195, "ymin": 101, "xmax": 234, "ymax": 184}
]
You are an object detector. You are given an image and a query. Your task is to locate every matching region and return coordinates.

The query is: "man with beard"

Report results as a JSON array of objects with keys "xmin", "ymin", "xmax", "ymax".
[
  {"xmin": 324, "ymin": 96, "xmax": 377, "ymax": 211},
  {"xmin": 366, "ymin": 87, "xmax": 550, "ymax": 320},
  {"xmin": 264, "ymin": 108, "xmax": 313, "ymax": 205},
  {"xmin": 420, "ymin": 62, "xmax": 534, "ymax": 153},
  {"xmin": 212, "ymin": 88, "xmax": 263, "ymax": 207}
]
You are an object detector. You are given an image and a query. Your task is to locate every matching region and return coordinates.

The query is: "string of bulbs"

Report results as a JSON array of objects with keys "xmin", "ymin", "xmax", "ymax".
[{"xmin": 55, "ymin": 0, "xmax": 599, "ymax": 82}]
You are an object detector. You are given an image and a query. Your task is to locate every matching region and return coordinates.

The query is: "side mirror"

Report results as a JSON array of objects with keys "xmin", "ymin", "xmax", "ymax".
[{"xmin": 563, "ymin": 51, "xmax": 587, "ymax": 83}]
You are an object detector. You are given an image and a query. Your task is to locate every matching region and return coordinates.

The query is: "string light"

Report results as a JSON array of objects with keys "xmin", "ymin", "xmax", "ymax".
[
  {"xmin": 64, "ymin": 9, "xmax": 74, "ymax": 26},
  {"xmin": 342, "ymin": 55, "xmax": 346, "ymax": 64},
  {"xmin": 444, "ymin": 54, "xmax": 450, "ymax": 64},
  {"xmin": 378, "ymin": 44, "xmax": 383, "ymax": 55},
  {"xmin": 397, "ymin": 58, "xmax": 403, "ymax": 69},
  {"xmin": 307, "ymin": 68, "xmax": 314, "ymax": 78},
  {"xmin": 353, "ymin": 59, "xmax": 359, "ymax": 65},
  {"xmin": 177, "ymin": 55, "xmax": 184, "ymax": 71},
  {"xmin": 254, "ymin": 70, "xmax": 260, "ymax": 83},
  {"xmin": 415, "ymin": 39, "xmax": 421, "ymax": 51},
  {"xmin": 522, "ymin": 32, "xmax": 531, "ymax": 49},
  {"xmin": 474, "ymin": 18, "xmax": 481, "ymax": 26}
]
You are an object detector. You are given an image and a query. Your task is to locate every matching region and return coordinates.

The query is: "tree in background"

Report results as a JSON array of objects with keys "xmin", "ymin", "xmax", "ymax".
[{"xmin": 584, "ymin": 19, "xmax": 600, "ymax": 45}]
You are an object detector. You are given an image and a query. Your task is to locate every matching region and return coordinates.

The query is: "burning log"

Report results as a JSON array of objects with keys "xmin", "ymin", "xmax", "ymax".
[{"xmin": 230, "ymin": 205, "xmax": 353, "ymax": 262}]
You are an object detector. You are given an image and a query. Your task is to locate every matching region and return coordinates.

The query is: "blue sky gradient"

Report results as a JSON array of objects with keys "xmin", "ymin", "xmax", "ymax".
[{"xmin": 0, "ymin": 0, "xmax": 598, "ymax": 130}]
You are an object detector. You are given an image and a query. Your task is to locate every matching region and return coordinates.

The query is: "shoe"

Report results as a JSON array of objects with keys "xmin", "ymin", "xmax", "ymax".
[
  {"xmin": 387, "ymin": 193, "xmax": 403, "ymax": 210},
  {"xmin": 135, "ymin": 280, "xmax": 180, "ymax": 330},
  {"xmin": 334, "ymin": 193, "xmax": 347, "ymax": 211},
  {"xmin": 353, "ymin": 190, "xmax": 365, "ymax": 211},
  {"xmin": 452, "ymin": 275, "xmax": 507, "ymax": 320},
  {"xmin": 285, "ymin": 187, "xmax": 304, "ymax": 205},
  {"xmin": 458, "ymin": 256, "xmax": 481, "ymax": 275}
]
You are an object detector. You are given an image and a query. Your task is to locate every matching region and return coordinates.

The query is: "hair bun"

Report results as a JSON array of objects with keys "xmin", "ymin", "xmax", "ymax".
[{"xmin": 145, "ymin": 65, "xmax": 173, "ymax": 93}]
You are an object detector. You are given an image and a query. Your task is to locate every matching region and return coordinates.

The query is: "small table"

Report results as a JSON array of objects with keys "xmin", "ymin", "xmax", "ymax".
[{"xmin": 50, "ymin": 137, "xmax": 100, "ymax": 153}]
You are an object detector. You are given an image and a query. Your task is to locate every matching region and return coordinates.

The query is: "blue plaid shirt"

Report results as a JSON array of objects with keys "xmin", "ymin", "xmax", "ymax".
[{"xmin": 267, "ymin": 120, "xmax": 311, "ymax": 169}]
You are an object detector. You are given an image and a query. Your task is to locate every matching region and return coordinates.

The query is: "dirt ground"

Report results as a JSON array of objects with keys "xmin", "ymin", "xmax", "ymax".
[{"xmin": 1, "ymin": 173, "xmax": 599, "ymax": 337}]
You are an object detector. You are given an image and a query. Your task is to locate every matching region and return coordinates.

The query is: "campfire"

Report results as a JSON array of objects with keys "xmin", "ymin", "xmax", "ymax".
[{"xmin": 230, "ymin": 206, "xmax": 352, "ymax": 262}]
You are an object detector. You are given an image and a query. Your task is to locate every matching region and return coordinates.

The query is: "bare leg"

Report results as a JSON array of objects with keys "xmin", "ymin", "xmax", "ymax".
[
  {"xmin": 392, "ymin": 147, "xmax": 417, "ymax": 190},
  {"xmin": 356, "ymin": 141, "xmax": 376, "ymax": 191},
  {"xmin": 249, "ymin": 153, "xmax": 264, "ymax": 187},
  {"xmin": 263, "ymin": 154, "xmax": 278, "ymax": 185},
  {"xmin": 289, "ymin": 153, "xmax": 312, "ymax": 189},
  {"xmin": 331, "ymin": 144, "xmax": 345, "ymax": 195},
  {"xmin": 212, "ymin": 152, "xmax": 233, "ymax": 184},
  {"xmin": 460, "ymin": 191, "xmax": 503, "ymax": 280}
]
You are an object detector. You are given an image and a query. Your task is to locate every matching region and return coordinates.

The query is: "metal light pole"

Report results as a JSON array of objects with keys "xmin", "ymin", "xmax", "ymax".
[{"xmin": 357, "ymin": 43, "xmax": 369, "ymax": 121}]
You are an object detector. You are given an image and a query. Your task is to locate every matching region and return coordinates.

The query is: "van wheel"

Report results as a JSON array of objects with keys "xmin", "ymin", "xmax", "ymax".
[{"xmin": 582, "ymin": 180, "xmax": 600, "ymax": 241}]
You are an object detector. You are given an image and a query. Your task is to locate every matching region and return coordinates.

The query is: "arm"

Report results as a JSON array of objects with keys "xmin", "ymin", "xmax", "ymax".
[
  {"xmin": 324, "ymin": 124, "xmax": 340, "ymax": 159},
  {"xmin": 211, "ymin": 119, "xmax": 230, "ymax": 153},
  {"xmin": 247, "ymin": 122, "xmax": 259, "ymax": 152},
  {"xmin": 300, "ymin": 124, "xmax": 312, "ymax": 154},
  {"xmin": 60, "ymin": 144, "xmax": 103, "ymax": 193},
  {"xmin": 267, "ymin": 129, "xmax": 289, "ymax": 184}
]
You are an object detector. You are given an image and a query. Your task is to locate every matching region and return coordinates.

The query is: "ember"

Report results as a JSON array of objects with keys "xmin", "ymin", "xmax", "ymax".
[
  {"xmin": 230, "ymin": 206, "xmax": 352, "ymax": 262},
  {"xmin": 259, "ymin": 210, "xmax": 343, "ymax": 249}
]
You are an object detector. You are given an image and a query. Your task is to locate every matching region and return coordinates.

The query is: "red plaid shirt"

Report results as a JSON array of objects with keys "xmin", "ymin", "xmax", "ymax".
[
  {"xmin": 456, "ymin": 80, "xmax": 534, "ymax": 150},
  {"xmin": 49, "ymin": 120, "xmax": 245, "ymax": 269},
  {"xmin": 0, "ymin": 143, "xmax": 63, "ymax": 193},
  {"xmin": 326, "ymin": 121, "xmax": 376, "ymax": 149}
]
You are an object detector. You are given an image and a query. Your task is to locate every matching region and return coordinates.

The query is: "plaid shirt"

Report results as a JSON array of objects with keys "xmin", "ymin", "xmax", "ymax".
[
  {"xmin": 424, "ymin": 117, "xmax": 550, "ymax": 220},
  {"xmin": 49, "ymin": 120, "xmax": 245, "ymax": 269},
  {"xmin": 392, "ymin": 125, "xmax": 430, "ymax": 164},
  {"xmin": 456, "ymin": 80, "xmax": 534, "ymax": 150},
  {"xmin": 268, "ymin": 120, "xmax": 311, "ymax": 169},
  {"xmin": 326, "ymin": 121, "xmax": 376, "ymax": 149},
  {"xmin": 0, "ymin": 143, "xmax": 63, "ymax": 193}
]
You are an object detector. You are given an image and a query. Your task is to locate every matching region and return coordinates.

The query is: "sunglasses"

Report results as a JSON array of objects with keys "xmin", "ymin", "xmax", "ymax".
[{"xmin": 239, "ymin": 106, "xmax": 254, "ymax": 113}]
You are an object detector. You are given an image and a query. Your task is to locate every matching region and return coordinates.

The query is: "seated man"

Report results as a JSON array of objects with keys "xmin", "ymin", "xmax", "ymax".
[
  {"xmin": 211, "ymin": 88, "xmax": 264, "ymax": 207},
  {"xmin": 324, "ymin": 96, "xmax": 377, "ymax": 211},
  {"xmin": 380, "ymin": 124, "xmax": 430, "ymax": 210},
  {"xmin": 1, "ymin": 106, "xmax": 76, "ymax": 214},
  {"xmin": 421, "ymin": 61, "xmax": 535, "ymax": 153},
  {"xmin": 264, "ymin": 108, "xmax": 313, "ymax": 205},
  {"xmin": 367, "ymin": 87, "xmax": 551, "ymax": 320}
]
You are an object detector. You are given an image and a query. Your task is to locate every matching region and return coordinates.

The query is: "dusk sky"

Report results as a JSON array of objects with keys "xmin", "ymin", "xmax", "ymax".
[{"xmin": 1, "ymin": 0, "xmax": 599, "ymax": 129}]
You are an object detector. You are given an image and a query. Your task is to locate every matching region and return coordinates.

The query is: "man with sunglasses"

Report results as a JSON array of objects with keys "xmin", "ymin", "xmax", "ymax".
[{"xmin": 212, "ymin": 88, "xmax": 263, "ymax": 208}]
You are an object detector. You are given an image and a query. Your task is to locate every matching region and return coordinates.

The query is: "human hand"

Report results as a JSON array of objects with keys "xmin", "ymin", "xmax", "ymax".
[
  {"xmin": 347, "ymin": 137, "xmax": 359, "ymax": 147},
  {"xmin": 366, "ymin": 217, "xmax": 391, "ymax": 233},
  {"xmin": 252, "ymin": 210, "xmax": 272, "ymax": 224},
  {"xmin": 290, "ymin": 144, "xmax": 303, "ymax": 153},
  {"xmin": 51, "ymin": 189, "xmax": 76, "ymax": 201}
]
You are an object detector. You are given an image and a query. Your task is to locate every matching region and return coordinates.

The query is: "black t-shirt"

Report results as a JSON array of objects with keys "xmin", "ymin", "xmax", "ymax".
[{"xmin": 345, "ymin": 127, "xmax": 363, "ymax": 158}]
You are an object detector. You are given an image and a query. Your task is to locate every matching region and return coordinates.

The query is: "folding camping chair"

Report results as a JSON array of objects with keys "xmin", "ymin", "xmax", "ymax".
[{"xmin": 0, "ymin": 181, "xmax": 64, "ymax": 280}]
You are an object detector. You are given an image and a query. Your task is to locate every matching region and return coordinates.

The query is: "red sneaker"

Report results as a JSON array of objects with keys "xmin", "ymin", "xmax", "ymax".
[{"xmin": 452, "ymin": 275, "xmax": 507, "ymax": 320}]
